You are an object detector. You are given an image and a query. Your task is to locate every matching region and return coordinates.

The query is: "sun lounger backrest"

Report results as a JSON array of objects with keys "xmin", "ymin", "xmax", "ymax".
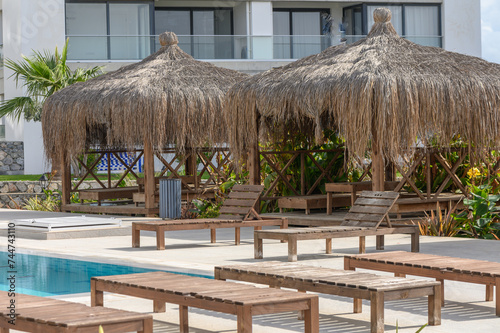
[
  {"xmin": 218, "ymin": 184, "xmax": 264, "ymax": 221},
  {"xmin": 340, "ymin": 191, "xmax": 399, "ymax": 229}
]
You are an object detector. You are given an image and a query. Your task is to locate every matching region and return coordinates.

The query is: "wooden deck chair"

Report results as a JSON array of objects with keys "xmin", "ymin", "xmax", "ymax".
[
  {"xmin": 254, "ymin": 191, "xmax": 420, "ymax": 261},
  {"xmin": 132, "ymin": 184, "xmax": 288, "ymax": 250},
  {"xmin": 0, "ymin": 291, "xmax": 152, "ymax": 333}
]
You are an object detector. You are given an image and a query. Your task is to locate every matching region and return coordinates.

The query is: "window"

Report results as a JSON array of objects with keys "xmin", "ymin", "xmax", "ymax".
[
  {"xmin": 343, "ymin": 3, "xmax": 441, "ymax": 47},
  {"xmin": 273, "ymin": 9, "xmax": 331, "ymax": 59},
  {"xmin": 65, "ymin": 1, "xmax": 153, "ymax": 60},
  {"xmin": 155, "ymin": 8, "xmax": 233, "ymax": 59}
]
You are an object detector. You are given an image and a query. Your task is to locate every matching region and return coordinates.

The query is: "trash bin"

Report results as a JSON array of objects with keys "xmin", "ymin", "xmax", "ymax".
[{"xmin": 159, "ymin": 178, "xmax": 181, "ymax": 219}]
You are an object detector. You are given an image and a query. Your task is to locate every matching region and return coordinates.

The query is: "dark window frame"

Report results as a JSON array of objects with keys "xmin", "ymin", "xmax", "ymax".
[
  {"xmin": 154, "ymin": 7, "xmax": 234, "ymax": 36},
  {"xmin": 342, "ymin": 2, "xmax": 441, "ymax": 37},
  {"xmin": 65, "ymin": 0, "xmax": 155, "ymax": 59},
  {"xmin": 272, "ymin": 8, "xmax": 331, "ymax": 59}
]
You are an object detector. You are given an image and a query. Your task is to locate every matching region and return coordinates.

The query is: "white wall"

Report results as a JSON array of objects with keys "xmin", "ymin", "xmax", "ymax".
[
  {"xmin": 3, "ymin": 0, "xmax": 66, "ymax": 173},
  {"xmin": 249, "ymin": 2, "xmax": 273, "ymax": 59},
  {"xmin": 442, "ymin": 0, "xmax": 481, "ymax": 57}
]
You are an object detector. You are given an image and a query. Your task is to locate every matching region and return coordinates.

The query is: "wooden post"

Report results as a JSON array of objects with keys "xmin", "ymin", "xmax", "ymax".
[
  {"xmin": 60, "ymin": 152, "xmax": 71, "ymax": 207},
  {"xmin": 248, "ymin": 142, "xmax": 260, "ymax": 185},
  {"xmin": 371, "ymin": 130, "xmax": 385, "ymax": 192},
  {"xmin": 143, "ymin": 139, "xmax": 156, "ymax": 216},
  {"xmin": 426, "ymin": 151, "xmax": 431, "ymax": 199},
  {"xmin": 301, "ymin": 152, "xmax": 306, "ymax": 195},
  {"xmin": 107, "ymin": 152, "xmax": 111, "ymax": 188}
]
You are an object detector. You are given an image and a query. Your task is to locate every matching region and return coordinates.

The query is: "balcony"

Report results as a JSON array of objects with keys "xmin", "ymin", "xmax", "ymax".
[{"xmin": 66, "ymin": 35, "xmax": 442, "ymax": 61}]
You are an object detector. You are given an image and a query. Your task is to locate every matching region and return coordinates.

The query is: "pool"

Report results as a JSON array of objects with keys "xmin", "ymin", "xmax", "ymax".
[{"xmin": 0, "ymin": 252, "xmax": 210, "ymax": 296}]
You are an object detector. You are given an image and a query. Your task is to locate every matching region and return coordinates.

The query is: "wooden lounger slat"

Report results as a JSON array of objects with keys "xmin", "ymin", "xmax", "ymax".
[
  {"xmin": 350, "ymin": 198, "xmax": 396, "ymax": 207},
  {"xmin": 219, "ymin": 206, "xmax": 255, "ymax": 215},
  {"xmin": 91, "ymin": 271, "xmax": 319, "ymax": 333},
  {"xmin": 0, "ymin": 291, "xmax": 152, "ymax": 333},
  {"xmin": 348, "ymin": 205, "xmax": 392, "ymax": 214},
  {"xmin": 344, "ymin": 251, "xmax": 500, "ymax": 317},
  {"xmin": 215, "ymin": 261, "xmax": 441, "ymax": 333},
  {"xmin": 223, "ymin": 199, "xmax": 257, "ymax": 207}
]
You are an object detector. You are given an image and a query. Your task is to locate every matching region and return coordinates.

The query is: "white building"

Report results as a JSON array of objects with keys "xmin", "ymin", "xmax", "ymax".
[{"xmin": 0, "ymin": 0, "xmax": 482, "ymax": 174}]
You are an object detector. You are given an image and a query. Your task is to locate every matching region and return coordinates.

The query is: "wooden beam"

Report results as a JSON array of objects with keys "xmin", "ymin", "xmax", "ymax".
[
  {"xmin": 60, "ymin": 152, "xmax": 72, "ymax": 206},
  {"xmin": 371, "ymin": 131, "xmax": 385, "ymax": 192},
  {"xmin": 248, "ymin": 143, "xmax": 260, "ymax": 185},
  {"xmin": 143, "ymin": 140, "xmax": 156, "ymax": 215}
]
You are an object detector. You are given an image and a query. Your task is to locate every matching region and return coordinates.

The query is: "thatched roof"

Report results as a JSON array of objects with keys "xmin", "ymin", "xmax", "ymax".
[
  {"xmin": 224, "ymin": 8, "xmax": 500, "ymax": 164},
  {"xmin": 42, "ymin": 32, "xmax": 248, "ymax": 162}
]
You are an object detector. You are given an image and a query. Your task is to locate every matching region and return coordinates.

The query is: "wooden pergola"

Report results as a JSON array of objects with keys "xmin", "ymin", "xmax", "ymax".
[{"xmin": 225, "ymin": 8, "xmax": 500, "ymax": 200}]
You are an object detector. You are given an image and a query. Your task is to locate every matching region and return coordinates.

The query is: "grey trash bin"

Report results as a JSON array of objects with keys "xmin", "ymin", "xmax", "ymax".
[{"xmin": 159, "ymin": 178, "xmax": 181, "ymax": 219}]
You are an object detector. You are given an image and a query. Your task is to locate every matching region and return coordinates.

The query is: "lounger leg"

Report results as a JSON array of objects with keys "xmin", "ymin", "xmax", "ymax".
[
  {"xmin": 156, "ymin": 227, "xmax": 165, "ymax": 250},
  {"xmin": 153, "ymin": 300, "xmax": 166, "ymax": 313},
  {"xmin": 236, "ymin": 305, "xmax": 252, "ymax": 333},
  {"xmin": 235, "ymin": 227, "xmax": 241, "ymax": 245},
  {"xmin": 288, "ymin": 235, "xmax": 298, "ymax": 262},
  {"xmin": 211, "ymin": 229, "xmax": 216, "ymax": 243},
  {"xmin": 437, "ymin": 279, "xmax": 445, "ymax": 306},
  {"xmin": 359, "ymin": 236, "xmax": 366, "ymax": 254},
  {"xmin": 254, "ymin": 234, "xmax": 263, "ymax": 259},
  {"xmin": 496, "ymin": 277, "xmax": 500, "ymax": 316},
  {"xmin": 327, "ymin": 192, "xmax": 332, "ymax": 215},
  {"xmin": 486, "ymin": 284, "xmax": 494, "ymax": 301},
  {"xmin": 297, "ymin": 289, "xmax": 306, "ymax": 320},
  {"xmin": 90, "ymin": 280, "xmax": 103, "ymax": 307},
  {"xmin": 281, "ymin": 219, "xmax": 288, "ymax": 243},
  {"xmin": 344, "ymin": 257, "xmax": 354, "ymax": 271},
  {"xmin": 411, "ymin": 232, "xmax": 420, "ymax": 252},
  {"xmin": 370, "ymin": 291, "xmax": 384, "ymax": 333},
  {"xmin": 326, "ymin": 238, "xmax": 332, "ymax": 254},
  {"xmin": 179, "ymin": 305, "xmax": 189, "ymax": 333},
  {"xmin": 354, "ymin": 298, "xmax": 362, "ymax": 313},
  {"xmin": 428, "ymin": 284, "xmax": 441, "ymax": 326},
  {"xmin": 376, "ymin": 235, "xmax": 384, "ymax": 250},
  {"xmin": 132, "ymin": 224, "xmax": 140, "ymax": 248},
  {"xmin": 140, "ymin": 317, "xmax": 153, "ymax": 333},
  {"xmin": 304, "ymin": 297, "xmax": 319, "ymax": 333}
]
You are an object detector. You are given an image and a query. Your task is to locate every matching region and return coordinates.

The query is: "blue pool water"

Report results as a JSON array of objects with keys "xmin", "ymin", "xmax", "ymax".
[{"xmin": 0, "ymin": 252, "xmax": 210, "ymax": 297}]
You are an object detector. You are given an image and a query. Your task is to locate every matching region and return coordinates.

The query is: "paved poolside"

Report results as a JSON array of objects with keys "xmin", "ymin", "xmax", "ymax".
[{"xmin": 1, "ymin": 208, "xmax": 499, "ymax": 332}]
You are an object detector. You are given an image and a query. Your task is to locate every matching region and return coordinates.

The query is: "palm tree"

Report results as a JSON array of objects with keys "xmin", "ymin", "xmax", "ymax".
[{"xmin": 0, "ymin": 38, "xmax": 103, "ymax": 121}]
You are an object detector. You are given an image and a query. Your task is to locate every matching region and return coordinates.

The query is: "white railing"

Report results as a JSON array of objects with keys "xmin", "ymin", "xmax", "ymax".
[{"xmin": 65, "ymin": 35, "xmax": 442, "ymax": 61}]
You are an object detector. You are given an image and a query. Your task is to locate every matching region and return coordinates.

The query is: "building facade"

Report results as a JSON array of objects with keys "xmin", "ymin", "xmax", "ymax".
[{"xmin": 0, "ymin": 0, "xmax": 482, "ymax": 174}]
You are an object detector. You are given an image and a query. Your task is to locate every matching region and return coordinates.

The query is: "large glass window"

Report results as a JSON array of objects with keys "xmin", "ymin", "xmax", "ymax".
[
  {"xmin": 273, "ymin": 9, "xmax": 330, "ymax": 59},
  {"xmin": 155, "ymin": 8, "xmax": 233, "ymax": 59},
  {"xmin": 344, "ymin": 4, "xmax": 441, "ymax": 47},
  {"xmin": 66, "ymin": 1, "xmax": 153, "ymax": 60}
]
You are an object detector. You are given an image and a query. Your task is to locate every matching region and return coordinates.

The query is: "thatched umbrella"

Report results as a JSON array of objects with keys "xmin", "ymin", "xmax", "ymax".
[
  {"xmin": 225, "ymin": 8, "xmax": 500, "ymax": 191},
  {"xmin": 42, "ymin": 31, "xmax": 248, "ymax": 210}
]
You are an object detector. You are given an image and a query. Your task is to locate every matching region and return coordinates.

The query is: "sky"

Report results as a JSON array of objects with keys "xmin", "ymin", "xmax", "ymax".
[{"xmin": 481, "ymin": 0, "xmax": 500, "ymax": 63}]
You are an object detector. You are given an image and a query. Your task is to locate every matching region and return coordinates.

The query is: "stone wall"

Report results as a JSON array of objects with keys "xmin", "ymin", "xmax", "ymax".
[
  {"xmin": 0, "ymin": 180, "xmax": 134, "ymax": 209},
  {"xmin": 0, "ymin": 142, "xmax": 24, "ymax": 174}
]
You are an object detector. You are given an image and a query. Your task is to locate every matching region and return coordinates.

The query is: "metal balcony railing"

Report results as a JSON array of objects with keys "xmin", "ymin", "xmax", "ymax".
[{"xmin": 66, "ymin": 35, "xmax": 443, "ymax": 61}]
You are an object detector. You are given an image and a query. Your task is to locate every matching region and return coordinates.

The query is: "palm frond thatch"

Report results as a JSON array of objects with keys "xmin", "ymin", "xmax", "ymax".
[
  {"xmin": 42, "ymin": 32, "xmax": 248, "ymax": 163},
  {"xmin": 224, "ymin": 8, "xmax": 500, "ymax": 165}
]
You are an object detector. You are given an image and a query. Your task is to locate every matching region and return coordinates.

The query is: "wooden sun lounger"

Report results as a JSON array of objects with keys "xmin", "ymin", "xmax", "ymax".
[
  {"xmin": 132, "ymin": 184, "xmax": 287, "ymax": 250},
  {"xmin": 215, "ymin": 261, "xmax": 441, "ymax": 333},
  {"xmin": 254, "ymin": 191, "xmax": 419, "ymax": 261},
  {"xmin": 79, "ymin": 186, "xmax": 139, "ymax": 205},
  {"xmin": 344, "ymin": 251, "xmax": 500, "ymax": 316},
  {"xmin": 91, "ymin": 271, "xmax": 319, "ymax": 333},
  {"xmin": 0, "ymin": 291, "xmax": 152, "ymax": 333}
]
